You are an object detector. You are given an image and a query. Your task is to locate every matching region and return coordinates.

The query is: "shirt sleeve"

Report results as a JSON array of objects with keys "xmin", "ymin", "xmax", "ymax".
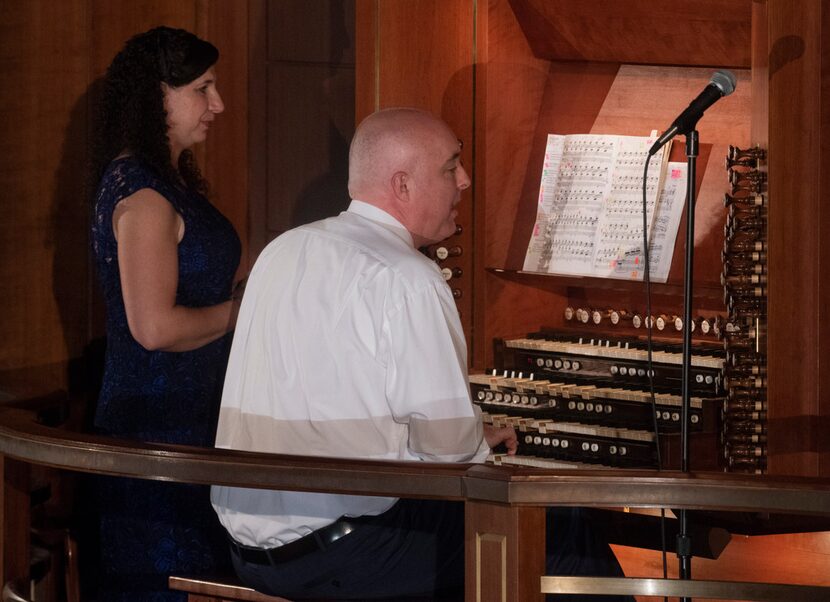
[{"xmin": 383, "ymin": 281, "xmax": 488, "ymax": 463}]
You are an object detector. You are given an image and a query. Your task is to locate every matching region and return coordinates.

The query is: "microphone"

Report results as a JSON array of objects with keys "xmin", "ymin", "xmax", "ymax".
[{"xmin": 648, "ymin": 70, "xmax": 737, "ymax": 156}]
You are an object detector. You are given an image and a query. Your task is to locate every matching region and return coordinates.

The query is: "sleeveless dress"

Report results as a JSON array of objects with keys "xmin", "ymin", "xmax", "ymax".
[{"xmin": 91, "ymin": 156, "xmax": 240, "ymax": 601}]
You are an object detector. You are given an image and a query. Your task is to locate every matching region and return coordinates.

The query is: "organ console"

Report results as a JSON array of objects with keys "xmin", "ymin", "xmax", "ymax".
[
  {"xmin": 472, "ymin": 329, "xmax": 723, "ymax": 470},
  {"xmin": 460, "ymin": 145, "xmax": 769, "ymax": 475},
  {"xmin": 417, "ymin": 137, "xmax": 770, "ymax": 486},
  {"xmin": 352, "ymin": 0, "xmax": 830, "ymax": 591}
]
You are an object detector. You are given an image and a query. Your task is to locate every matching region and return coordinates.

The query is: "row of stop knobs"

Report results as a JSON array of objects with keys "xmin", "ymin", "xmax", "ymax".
[{"xmin": 427, "ymin": 243, "xmax": 463, "ymax": 298}]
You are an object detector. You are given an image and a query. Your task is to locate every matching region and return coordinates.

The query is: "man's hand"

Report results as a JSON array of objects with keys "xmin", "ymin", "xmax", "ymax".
[{"xmin": 483, "ymin": 423, "xmax": 518, "ymax": 455}]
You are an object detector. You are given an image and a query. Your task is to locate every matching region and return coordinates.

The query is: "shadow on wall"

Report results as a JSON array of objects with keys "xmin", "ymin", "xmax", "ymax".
[
  {"xmin": 290, "ymin": 0, "xmax": 354, "ymax": 229},
  {"xmin": 49, "ymin": 78, "xmax": 106, "ymax": 418}
]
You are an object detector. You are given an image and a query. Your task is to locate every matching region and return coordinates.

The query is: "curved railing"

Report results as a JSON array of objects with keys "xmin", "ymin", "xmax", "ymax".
[
  {"xmin": 2, "ymin": 402, "xmax": 830, "ymax": 601},
  {"xmin": 3, "ymin": 405, "xmax": 830, "ymax": 512}
]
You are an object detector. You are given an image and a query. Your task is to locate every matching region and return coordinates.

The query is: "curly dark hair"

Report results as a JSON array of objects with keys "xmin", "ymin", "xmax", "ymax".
[{"xmin": 89, "ymin": 26, "xmax": 219, "ymax": 199}]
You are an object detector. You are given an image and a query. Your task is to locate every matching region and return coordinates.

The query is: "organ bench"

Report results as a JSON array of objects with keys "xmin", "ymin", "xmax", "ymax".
[{"xmin": 2, "ymin": 400, "xmax": 830, "ymax": 601}]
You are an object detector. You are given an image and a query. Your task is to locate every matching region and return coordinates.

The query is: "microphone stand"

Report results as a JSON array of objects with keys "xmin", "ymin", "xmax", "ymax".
[{"xmin": 677, "ymin": 129, "xmax": 699, "ymax": 600}]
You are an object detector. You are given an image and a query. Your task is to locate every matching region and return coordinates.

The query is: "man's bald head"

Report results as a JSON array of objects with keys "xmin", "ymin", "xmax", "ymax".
[
  {"xmin": 347, "ymin": 108, "xmax": 470, "ymax": 247},
  {"xmin": 348, "ymin": 108, "xmax": 455, "ymax": 200}
]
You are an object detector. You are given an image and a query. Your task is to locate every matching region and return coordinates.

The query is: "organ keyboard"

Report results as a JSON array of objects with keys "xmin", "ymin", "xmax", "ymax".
[
  {"xmin": 477, "ymin": 329, "xmax": 725, "ymax": 470},
  {"xmin": 497, "ymin": 330, "xmax": 724, "ymax": 396}
]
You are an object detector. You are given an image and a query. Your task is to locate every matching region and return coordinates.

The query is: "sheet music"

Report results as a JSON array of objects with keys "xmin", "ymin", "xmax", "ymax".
[
  {"xmin": 620, "ymin": 162, "xmax": 687, "ymax": 282},
  {"xmin": 523, "ymin": 134, "xmax": 683, "ymax": 282}
]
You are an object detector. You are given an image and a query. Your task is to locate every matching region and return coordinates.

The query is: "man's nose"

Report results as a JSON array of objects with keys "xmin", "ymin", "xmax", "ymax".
[{"xmin": 456, "ymin": 164, "xmax": 471, "ymax": 190}]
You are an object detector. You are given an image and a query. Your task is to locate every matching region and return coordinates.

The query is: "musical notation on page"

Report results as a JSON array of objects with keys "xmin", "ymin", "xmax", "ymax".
[{"xmin": 523, "ymin": 133, "xmax": 686, "ymax": 282}]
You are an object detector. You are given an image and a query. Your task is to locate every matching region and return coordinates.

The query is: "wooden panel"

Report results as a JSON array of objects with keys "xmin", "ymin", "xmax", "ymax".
[
  {"xmin": 248, "ymin": 0, "xmax": 269, "ymax": 260},
  {"xmin": 203, "ymin": 0, "xmax": 251, "ymax": 274},
  {"xmin": 0, "ymin": 0, "xmax": 90, "ymax": 397},
  {"xmin": 354, "ymin": 0, "xmax": 377, "ymax": 121},
  {"xmin": 482, "ymin": 273, "xmax": 570, "ymax": 363},
  {"xmin": 248, "ymin": 0, "xmax": 356, "ymax": 252},
  {"xmin": 614, "ymin": 530, "xmax": 830, "ymax": 601},
  {"xmin": 750, "ymin": 1, "xmax": 769, "ymax": 147},
  {"xmin": 268, "ymin": 0, "xmax": 355, "ymax": 64},
  {"xmin": 465, "ymin": 500, "xmax": 546, "ymax": 602},
  {"xmin": 90, "ymin": 0, "xmax": 197, "ymax": 77},
  {"xmin": 374, "ymin": 0, "xmax": 474, "ymax": 116},
  {"xmin": 1, "ymin": 457, "xmax": 30, "ymax": 592},
  {"xmin": 266, "ymin": 63, "xmax": 354, "ymax": 236},
  {"xmin": 509, "ymin": 0, "xmax": 752, "ymax": 68},
  {"xmin": 765, "ymin": 0, "xmax": 830, "ymax": 477}
]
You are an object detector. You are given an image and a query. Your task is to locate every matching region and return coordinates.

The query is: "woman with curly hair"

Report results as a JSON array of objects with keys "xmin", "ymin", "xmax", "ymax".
[{"xmin": 89, "ymin": 26, "xmax": 241, "ymax": 601}]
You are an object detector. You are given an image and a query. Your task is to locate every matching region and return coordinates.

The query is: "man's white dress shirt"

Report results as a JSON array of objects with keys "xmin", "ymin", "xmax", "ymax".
[{"xmin": 211, "ymin": 201, "xmax": 488, "ymax": 548}]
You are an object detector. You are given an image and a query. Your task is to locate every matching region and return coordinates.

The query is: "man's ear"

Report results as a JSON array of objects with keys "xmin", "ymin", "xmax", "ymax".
[{"xmin": 392, "ymin": 171, "xmax": 409, "ymax": 202}]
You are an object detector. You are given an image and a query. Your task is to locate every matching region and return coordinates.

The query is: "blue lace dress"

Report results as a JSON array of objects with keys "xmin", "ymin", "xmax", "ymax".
[{"xmin": 91, "ymin": 157, "xmax": 240, "ymax": 601}]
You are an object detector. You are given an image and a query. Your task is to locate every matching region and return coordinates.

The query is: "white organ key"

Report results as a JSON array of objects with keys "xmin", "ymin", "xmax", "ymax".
[{"xmin": 504, "ymin": 335, "xmax": 724, "ymax": 370}]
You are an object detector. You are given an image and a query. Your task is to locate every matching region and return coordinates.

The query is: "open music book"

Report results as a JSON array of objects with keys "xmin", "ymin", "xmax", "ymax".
[{"xmin": 522, "ymin": 133, "xmax": 687, "ymax": 282}]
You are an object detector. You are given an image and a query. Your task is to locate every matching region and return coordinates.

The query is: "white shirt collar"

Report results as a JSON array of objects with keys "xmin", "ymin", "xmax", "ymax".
[{"xmin": 347, "ymin": 200, "xmax": 413, "ymax": 247}]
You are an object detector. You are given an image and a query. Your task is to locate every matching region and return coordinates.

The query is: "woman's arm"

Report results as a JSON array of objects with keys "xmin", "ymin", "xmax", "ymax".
[{"xmin": 114, "ymin": 188, "xmax": 240, "ymax": 352}]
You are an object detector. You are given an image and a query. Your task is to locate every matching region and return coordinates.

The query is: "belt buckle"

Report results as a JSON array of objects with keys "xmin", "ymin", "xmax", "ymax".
[
  {"xmin": 316, "ymin": 519, "xmax": 356, "ymax": 549},
  {"xmin": 231, "ymin": 519, "xmax": 359, "ymax": 567}
]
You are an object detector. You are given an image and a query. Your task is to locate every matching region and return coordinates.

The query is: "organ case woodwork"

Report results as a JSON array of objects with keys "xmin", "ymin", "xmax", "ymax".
[{"xmin": 355, "ymin": 0, "xmax": 830, "ymax": 479}]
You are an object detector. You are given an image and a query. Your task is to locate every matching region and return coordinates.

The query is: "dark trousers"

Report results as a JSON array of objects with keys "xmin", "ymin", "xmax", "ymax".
[{"xmin": 231, "ymin": 500, "xmax": 633, "ymax": 601}]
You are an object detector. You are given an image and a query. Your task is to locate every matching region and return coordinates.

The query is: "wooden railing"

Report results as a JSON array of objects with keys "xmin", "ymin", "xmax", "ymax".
[{"xmin": 2, "ymin": 402, "xmax": 830, "ymax": 601}]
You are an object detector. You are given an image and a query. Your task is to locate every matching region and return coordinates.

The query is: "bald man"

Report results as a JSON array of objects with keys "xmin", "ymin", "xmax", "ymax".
[
  {"xmin": 210, "ymin": 108, "xmax": 515, "ymax": 599},
  {"xmin": 211, "ymin": 109, "xmax": 629, "ymax": 600}
]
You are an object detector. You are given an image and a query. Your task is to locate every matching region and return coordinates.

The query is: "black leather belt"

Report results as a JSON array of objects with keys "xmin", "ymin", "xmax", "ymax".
[{"xmin": 228, "ymin": 518, "xmax": 360, "ymax": 565}]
